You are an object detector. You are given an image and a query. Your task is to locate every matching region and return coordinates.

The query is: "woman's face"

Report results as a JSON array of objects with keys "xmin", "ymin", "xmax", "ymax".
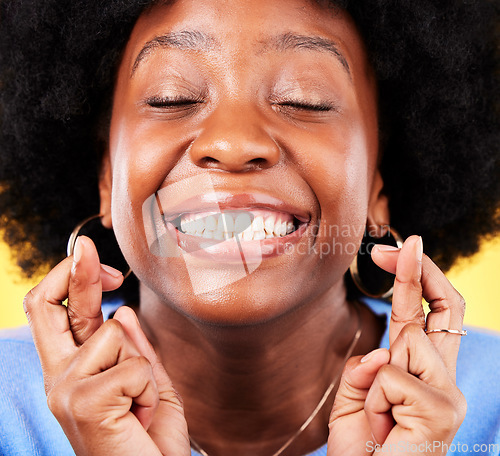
[{"xmin": 102, "ymin": 0, "xmax": 386, "ymax": 325}]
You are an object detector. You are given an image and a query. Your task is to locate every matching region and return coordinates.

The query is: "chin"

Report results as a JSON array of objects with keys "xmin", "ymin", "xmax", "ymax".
[{"xmin": 148, "ymin": 261, "xmax": 316, "ymax": 328}]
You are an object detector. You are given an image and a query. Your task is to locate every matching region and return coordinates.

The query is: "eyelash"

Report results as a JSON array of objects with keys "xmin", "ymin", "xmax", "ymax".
[
  {"xmin": 145, "ymin": 95, "xmax": 335, "ymax": 114},
  {"xmin": 146, "ymin": 95, "xmax": 204, "ymax": 108},
  {"xmin": 276, "ymin": 100, "xmax": 335, "ymax": 112}
]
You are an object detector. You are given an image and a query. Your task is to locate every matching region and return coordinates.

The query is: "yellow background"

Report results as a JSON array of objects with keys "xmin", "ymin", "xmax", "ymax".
[{"xmin": 1, "ymin": 238, "xmax": 500, "ymax": 331}]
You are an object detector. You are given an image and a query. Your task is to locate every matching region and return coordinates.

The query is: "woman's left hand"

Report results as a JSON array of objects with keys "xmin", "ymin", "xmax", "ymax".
[{"xmin": 328, "ymin": 235, "xmax": 467, "ymax": 455}]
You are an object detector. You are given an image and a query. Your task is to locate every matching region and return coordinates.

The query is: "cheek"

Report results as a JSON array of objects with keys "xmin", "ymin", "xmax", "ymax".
[
  {"xmin": 328, "ymin": 125, "xmax": 370, "ymax": 255},
  {"xmin": 296, "ymin": 119, "xmax": 370, "ymax": 226},
  {"xmin": 108, "ymin": 112, "xmax": 183, "ymax": 269},
  {"xmin": 297, "ymin": 119, "xmax": 371, "ymax": 268},
  {"xmin": 111, "ymin": 117, "xmax": 180, "ymax": 192}
]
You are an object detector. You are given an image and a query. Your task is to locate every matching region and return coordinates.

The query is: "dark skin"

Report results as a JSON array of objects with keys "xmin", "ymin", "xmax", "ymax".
[
  {"xmin": 103, "ymin": 1, "xmax": 384, "ymax": 452},
  {"xmin": 24, "ymin": 0, "xmax": 467, "ymax": 455}
]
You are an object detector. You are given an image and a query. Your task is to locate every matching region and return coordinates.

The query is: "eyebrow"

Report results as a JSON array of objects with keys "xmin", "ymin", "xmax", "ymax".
[
  {"xmin": 265, "ymin": 33, "xmax": 351, "ymax": 77},
  {"xmin": 131, "ymin": 30, "xmax": 217, "ymax": 75},
  {"xmin": 131, "ymin": 30, "xmax": 351, "ymax": 78}
]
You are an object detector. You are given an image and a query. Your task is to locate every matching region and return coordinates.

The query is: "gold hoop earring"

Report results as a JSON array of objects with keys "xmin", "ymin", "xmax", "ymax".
[
  {"xmin": 349, "ymin": 226, "xmax": 403, "ymax": 299},
  {"xmin": 67, "ymin": 214, "xmax": 132, "ymax": 279}
]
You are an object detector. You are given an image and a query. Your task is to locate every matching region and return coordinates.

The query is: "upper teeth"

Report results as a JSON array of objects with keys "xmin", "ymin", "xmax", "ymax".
[{"xmin": 178, "ymin": 211, "xmax": 296, "ymax": 240}]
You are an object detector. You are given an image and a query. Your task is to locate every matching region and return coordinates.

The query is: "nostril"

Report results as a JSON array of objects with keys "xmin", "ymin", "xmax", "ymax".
[
  {"xmin": 248, "ymin": 158, "xmax": 267, "ymax": 168},
  {"xmin": 196, "ymin": 156, "xmax": 270, "ymax": 171},
  {"xmin": 199, "ymin": 157, "xmax": 220, "ymax": 167}
]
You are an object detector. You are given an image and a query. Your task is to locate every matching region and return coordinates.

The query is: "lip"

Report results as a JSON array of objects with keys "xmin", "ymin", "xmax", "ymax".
[
  {"xmin": 158, "ymin": 191, "xmax": 311, "ymax": 224},
  {"xmin": 152, "ymin": 191, "xmax": 312, "ymax": 263}
]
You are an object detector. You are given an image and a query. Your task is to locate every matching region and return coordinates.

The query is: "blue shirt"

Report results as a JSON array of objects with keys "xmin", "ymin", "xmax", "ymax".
[{"xmin": 0, "ymin": 298, "xmax": 499, "ymax": 455}]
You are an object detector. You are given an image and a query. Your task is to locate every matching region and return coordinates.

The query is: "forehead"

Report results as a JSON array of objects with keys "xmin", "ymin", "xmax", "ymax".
[
  {"xmin": 136, "ymin": 0, "xmax": 345, "ymax": 31},
  {"xmin": 120, "ymin": 0, "xmax": 371, "ymax": 79}
]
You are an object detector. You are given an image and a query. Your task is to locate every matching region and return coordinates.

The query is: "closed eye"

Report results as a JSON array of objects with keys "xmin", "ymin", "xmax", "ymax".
[
  {"xmin": 145, "ymin": 95, "xmax": 204, "ymax": 108},
  {"xmin": 278, "ymin": 101, "xmax": 334, "ymax": 111}
]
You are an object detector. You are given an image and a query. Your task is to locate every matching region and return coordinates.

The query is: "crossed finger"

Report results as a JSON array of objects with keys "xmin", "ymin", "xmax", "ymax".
[
  {"xmin": 372, "ymin": 235, "xmax": 466, "ymax": 378},
  {"xmin": 24, "ymin": 235, "xmax": 123, "ymax": 385}
]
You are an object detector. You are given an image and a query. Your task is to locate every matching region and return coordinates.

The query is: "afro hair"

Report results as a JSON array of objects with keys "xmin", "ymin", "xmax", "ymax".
[{"xmin": 0, "ymin": 0, "xmax": 499, "ymax": 295}]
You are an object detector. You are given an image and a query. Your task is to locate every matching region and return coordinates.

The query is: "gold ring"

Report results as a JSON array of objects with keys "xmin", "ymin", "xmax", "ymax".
[{"xmin": 425, "ymin": 328, "xmax": 467, "ymax": 336}]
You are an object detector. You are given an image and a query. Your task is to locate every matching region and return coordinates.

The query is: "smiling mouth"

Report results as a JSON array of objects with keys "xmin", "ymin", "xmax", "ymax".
[{"xmin": 168, "ymin": 209, "xmax": 306, "ymax": 241}]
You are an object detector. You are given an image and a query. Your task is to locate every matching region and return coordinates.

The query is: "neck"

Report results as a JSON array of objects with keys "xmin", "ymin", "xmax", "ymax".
[{"xmin": 137, "ymin": 285, "xmax": 384, "ymax": 456}]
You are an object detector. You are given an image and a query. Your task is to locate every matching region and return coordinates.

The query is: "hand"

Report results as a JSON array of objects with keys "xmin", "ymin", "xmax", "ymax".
[
  {"xmin": 23, "ymin": 236, "xmax": 190, "ymax": 456},
  {"xmin": 328, "ymin": 235, "xmax": 467, "ymax": 455}
]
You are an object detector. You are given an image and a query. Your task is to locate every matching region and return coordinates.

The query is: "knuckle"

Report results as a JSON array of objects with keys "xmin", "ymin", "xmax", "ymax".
[
  {"xmin": 46, "ymin": 387, "xmax": 58, "ymax": 412},
  {"xmin": 431, "ymin": 389, "xmax": 466, "ymax": 432},
  {"xmin": 158, "ymin": 382, "xmax": 184, "ymax": 410},
  {"xmin": 168, "ymin": 387, "xmax": 185, "ymax": 409},
  {"xmin": 43, "ymin": 374, "xmax": 58, "ymax": 396},
  {"xmin": 69, "ymin": 266, "xmax": 87, "ymax": 289},
  {"xmin": 71, "ymin": 388, "xmax": 98, "ymax": 425},
  {"xmin": 101, "ymin": 318, "xmax": 125, "ymax": 342},
  {"xmin": 375, "ymin": 363, "xmax": 396, "ymax": 383},
  {"xmin": 430, "ymin": 288, "xmax": 466, "ymax": 319},
  {"xmin": 335, "ymin": 356, "xmax": 362, "ymax": 394},
  {"xmin": 400, "ymin": 323, "xmax": 426, "ymax": 340},
  {"xmin": 378, "ymin": 363, "xmax": 392, "ymax": 375},
  {"xmin": 48, "ymin": 378, "xmax": 106, "ymax": 427},
  {"xmin": 133, "ymin": 355, "xmax": 153, "ymax": 375},
  {"xmin": 456, "ymin": 294, "xmax": 466, "ymax": 319},
  {"xmin": 46, "ymin": 382, "xmax": 72, "ymax": 418},
  {"xmin": 70, "ymin": 273, "xmax": 88, "ymax": 291},
  {"xmin": 391, "ymin": 309, "xmax": 425, "ymax": 327},
  {"xmin": 22, "ymin": 289, "xmax": 38, "ymax": 316},
  {"xmin": 395, "ymin": 274, "xmax": 422, "ymax": 290},
  {"xmin": 68, "ymin": 316, "xmax": 88, "ymax": 337},
  {"xmin": 452, "ymin": 389, "xmax": 467, "ymax": 426},
  {"xmin": 67, "ymin": 311, "xmax": 101, "ymax": 342}
]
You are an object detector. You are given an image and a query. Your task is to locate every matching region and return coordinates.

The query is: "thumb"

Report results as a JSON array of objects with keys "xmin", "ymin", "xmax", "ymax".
[
  {"xmin": 331, "ymin": 348, "xmax": 390, "ymax": 421},
  {"xmin": 68, "ymin": 236, "xmax": 124, "ymax": 345},
  {"xmin": 114, "ymin": 306, "xmax": 191, "ymax": 456}
]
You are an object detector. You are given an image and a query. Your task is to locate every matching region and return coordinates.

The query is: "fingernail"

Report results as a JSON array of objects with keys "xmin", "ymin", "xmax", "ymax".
[
  {"xmin": 101, "ymin": 264, "xmax": 123, "ymax": 278},
  {"xmin": 360, "ymin": 347, "xmax": 386, "ymax": 363},
  {"xmin": 73, "ymin": 236, "xmax": 83, "ymax": 264},
  {"xmin": 415, "ymin": 236, "xmax": 423, "ymax": 262},
  {"xmin": 374, "ymin": 244, "xmax": 400, "ymax": 252}
]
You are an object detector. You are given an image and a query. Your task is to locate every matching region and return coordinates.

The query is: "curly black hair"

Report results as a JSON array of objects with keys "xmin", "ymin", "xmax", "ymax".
[{"xmin": 0, "ymin": 0, "xmax": 499, "ymax": 296}]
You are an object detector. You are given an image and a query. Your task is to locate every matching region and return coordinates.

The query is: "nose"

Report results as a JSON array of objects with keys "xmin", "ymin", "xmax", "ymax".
[{"xmin": 189, "ymin": 103, "xmax": 281, "ymax": 172}]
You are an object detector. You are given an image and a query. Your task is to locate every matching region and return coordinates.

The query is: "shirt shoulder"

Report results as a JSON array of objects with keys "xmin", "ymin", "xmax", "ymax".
[
  {"xmin": 454, "ymin": 326, "xmax": 500, "ymax": 454},
  {"xmin": 0, "ymin": 326, "xmax": 74, "ymax": 455}
]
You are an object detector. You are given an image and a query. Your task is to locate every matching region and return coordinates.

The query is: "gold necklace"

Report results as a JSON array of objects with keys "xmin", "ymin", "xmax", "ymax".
[{"xmin": 189, "ymin": 303, "xmax": 363, "ymax": 456}]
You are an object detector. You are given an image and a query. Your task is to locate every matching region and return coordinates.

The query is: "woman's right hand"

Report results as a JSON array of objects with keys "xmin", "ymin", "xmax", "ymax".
[{"xmin": 23, "ymin": 236, "xmax": 191, "ymax": 456}]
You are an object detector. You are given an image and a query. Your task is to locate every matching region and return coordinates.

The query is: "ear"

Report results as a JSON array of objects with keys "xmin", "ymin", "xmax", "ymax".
[
  {"xmin": 99, "ymin": 153, "xmax": 113, "ymax": 229},
  {"xmin": 367, "ymin": 170, "xmax": 390, "ymax": 238}
]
